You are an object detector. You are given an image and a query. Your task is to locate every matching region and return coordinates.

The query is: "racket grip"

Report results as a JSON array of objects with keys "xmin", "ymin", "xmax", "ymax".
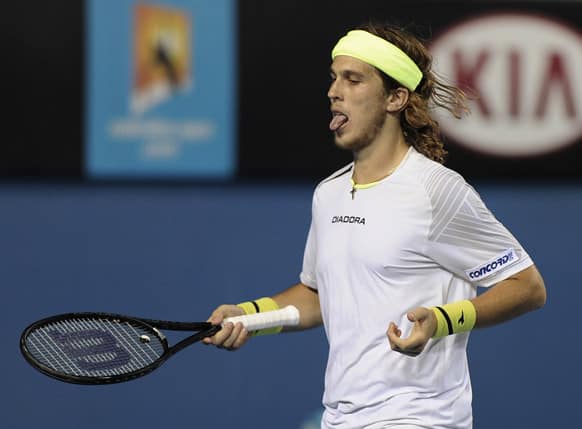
[{"xmin": 223, "ymin": 305, "xmax": 300, "ymax": 331}]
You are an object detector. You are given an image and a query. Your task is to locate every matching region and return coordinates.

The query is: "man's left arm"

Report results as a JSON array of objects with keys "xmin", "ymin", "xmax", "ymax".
[
  {"xmin": 387, "ymin": 265, "xmax": 546, "ymax": 356},
  {"xmin": 471, "ymin": 264, "xmax": 546, "ymax": 327}
]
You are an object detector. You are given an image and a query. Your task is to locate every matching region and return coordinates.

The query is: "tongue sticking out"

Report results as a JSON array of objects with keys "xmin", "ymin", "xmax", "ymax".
[{"xmin": 329, "ymin": 114, "xmax": 348, "ymax": 132}]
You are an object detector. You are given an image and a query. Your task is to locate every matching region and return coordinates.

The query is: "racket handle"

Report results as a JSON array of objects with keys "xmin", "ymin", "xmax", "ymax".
[{"xmin": 223, "ymin": 305, "xmax": 300, "ymax": 331}]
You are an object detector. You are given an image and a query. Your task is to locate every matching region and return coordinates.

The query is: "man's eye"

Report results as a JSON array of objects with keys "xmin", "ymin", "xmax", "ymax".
[{"xmin": 348, "ymin": 79, "xmax": 360, "ymax": 84}]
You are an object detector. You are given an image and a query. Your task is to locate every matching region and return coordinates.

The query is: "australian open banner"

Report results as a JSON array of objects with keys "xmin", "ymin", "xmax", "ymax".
[{"xmin": 85, "ymin": 0, "xmax": 236, "ymax": 179}]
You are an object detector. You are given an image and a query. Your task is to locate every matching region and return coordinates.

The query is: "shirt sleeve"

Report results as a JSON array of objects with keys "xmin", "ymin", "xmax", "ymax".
[
  {"xmin": 299, "ymin": 194, "xmax": 318, "ymax": 289},
  {"xmin": 423, "ymin": 170, "xmax": 533, "ymax": 287}
]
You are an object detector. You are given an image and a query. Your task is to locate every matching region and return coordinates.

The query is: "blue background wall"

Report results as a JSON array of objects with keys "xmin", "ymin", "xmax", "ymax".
[{"xmin": 1, "ymin": 183, "xmax": 580, "ymax": 428}]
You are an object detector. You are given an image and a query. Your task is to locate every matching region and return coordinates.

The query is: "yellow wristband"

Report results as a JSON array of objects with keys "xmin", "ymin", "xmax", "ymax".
[
  {"xmin": 236, "ymin": 297, "xmax": 282, "ymax": 336},
  {"xmin": 237, "ymin": 301, "xmax": 259, "ymax": 315},
  {"xmin": 431, "ymin": 300, "xmax": 477, "ymax": 338},
  {"xmin": 254, "ymin": 297, "xmax": 280, "ymax": 312}
]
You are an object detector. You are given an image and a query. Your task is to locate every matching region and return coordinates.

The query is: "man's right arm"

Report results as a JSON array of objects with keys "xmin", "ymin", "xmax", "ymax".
[
  {"xmin": 273, "ymin": 283, "xmax": 322, "ymax": 331},
  {"xmin": 202, "ymin": 283, "xmax": 321, "ymax": 350}
]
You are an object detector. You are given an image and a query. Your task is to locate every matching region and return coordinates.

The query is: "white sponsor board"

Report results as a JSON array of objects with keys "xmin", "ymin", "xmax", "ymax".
[{"xmin": 430, "ymin": 13, "xmax": 582, "ymax": 156}]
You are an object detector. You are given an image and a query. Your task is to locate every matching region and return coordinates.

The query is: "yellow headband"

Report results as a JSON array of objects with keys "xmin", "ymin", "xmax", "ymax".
[{"xmin": 331, "ymin": 30, "xmax": 423, "ymax": 91}]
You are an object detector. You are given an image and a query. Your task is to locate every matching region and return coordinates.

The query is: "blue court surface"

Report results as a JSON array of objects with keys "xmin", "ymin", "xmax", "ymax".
[{"xmin": 1, "ymin": 182, "xmax": 580, "ymax": 428}]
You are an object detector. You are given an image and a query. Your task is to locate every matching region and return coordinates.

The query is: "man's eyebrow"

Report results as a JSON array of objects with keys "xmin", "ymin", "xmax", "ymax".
[
  {"xmin": 344, "ymin": 70, "xmax": 365, "ymax": 79},
  {"xmin": 329, "ymin": 68, "xmax": 366, "ymax": 79}
]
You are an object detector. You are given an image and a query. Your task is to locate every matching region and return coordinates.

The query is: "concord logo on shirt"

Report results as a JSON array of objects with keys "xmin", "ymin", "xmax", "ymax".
[
  {"xmin": 331, "ymin": 215, "xmax": 366, "ymax": 225},
  {"xmin": 466, "ymin": 248, "xmax": 519, "ymax": 280}
]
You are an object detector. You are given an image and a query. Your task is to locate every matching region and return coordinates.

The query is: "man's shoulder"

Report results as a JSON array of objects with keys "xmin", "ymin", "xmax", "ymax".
[
  {"xmin": 408, "ymin": 150, "xmax": 469, "ymax": 193},
  {"xmin": 315, "ymin": 163, "xmax": 354, "ymax": 190}
]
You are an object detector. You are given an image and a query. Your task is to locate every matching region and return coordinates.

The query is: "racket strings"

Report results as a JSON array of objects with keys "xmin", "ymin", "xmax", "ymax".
[{"xmin": 25, "ymin": 318, "xmax": 165, "ymax": 378}]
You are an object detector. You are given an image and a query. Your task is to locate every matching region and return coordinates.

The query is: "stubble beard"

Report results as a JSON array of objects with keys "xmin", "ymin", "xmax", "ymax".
[{"xmin": 334, "ymin": 110, "xmax": 386, "ymax": 154}]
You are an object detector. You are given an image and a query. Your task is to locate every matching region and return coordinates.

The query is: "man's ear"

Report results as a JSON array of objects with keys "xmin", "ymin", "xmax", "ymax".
[{"xmin": 386, "ymin": 87, "xmax": 410, "ymax": 113}]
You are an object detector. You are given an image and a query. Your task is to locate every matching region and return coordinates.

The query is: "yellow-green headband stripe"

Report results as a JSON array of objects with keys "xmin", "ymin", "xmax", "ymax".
[{"xmin": 332, "ymin": 30, "xmax": 423, "ymax": 91}]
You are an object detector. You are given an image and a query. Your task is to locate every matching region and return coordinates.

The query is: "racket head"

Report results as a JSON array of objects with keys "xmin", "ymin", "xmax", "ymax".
[{"xmin": 20, "ymin": 312, "xmax": 173, "ymax": 385}]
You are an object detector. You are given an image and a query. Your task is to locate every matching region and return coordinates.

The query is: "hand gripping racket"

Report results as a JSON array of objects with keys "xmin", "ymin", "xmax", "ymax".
[{"xmin": 19, "ymin": 306, "xmax": 299, "ymax": 385}]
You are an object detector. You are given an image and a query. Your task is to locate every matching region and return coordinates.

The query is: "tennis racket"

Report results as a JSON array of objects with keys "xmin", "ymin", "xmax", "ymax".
[{"xmin": 20, "ymin": 306, "xmax": 299, "ymax": 385}]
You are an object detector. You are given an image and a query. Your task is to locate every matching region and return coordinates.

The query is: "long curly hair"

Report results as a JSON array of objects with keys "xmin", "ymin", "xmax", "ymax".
[{"xmin": 357, "ymin": 22, "xmax": 469, "ymax": 164}]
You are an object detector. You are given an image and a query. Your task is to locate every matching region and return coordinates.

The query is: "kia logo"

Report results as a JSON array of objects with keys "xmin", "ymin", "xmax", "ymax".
[{"xmin": 430, "ymin": 13, "xmax": 582, "ymax": 157}]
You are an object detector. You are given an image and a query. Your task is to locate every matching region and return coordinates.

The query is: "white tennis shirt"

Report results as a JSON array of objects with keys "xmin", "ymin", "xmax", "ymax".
[{"xmin": 300, "ymin": 147, "xmax": 533, "ymax": 429}]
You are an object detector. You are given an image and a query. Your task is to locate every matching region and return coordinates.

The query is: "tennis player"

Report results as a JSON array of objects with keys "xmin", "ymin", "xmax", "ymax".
[{"xmin": 204, "ymin": 23, "xmax": 546, "ymax": 429}]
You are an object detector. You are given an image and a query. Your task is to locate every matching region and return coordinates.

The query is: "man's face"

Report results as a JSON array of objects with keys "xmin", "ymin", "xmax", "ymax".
[{"xmin": 328, "ymin": 56, "xmax": 389, "ymax": 152}]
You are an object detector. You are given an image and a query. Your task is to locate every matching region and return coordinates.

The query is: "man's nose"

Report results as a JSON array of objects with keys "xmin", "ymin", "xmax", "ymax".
[{"xmin": 327, "ymin": 80, "xmax": 342, "ymax": 102}]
